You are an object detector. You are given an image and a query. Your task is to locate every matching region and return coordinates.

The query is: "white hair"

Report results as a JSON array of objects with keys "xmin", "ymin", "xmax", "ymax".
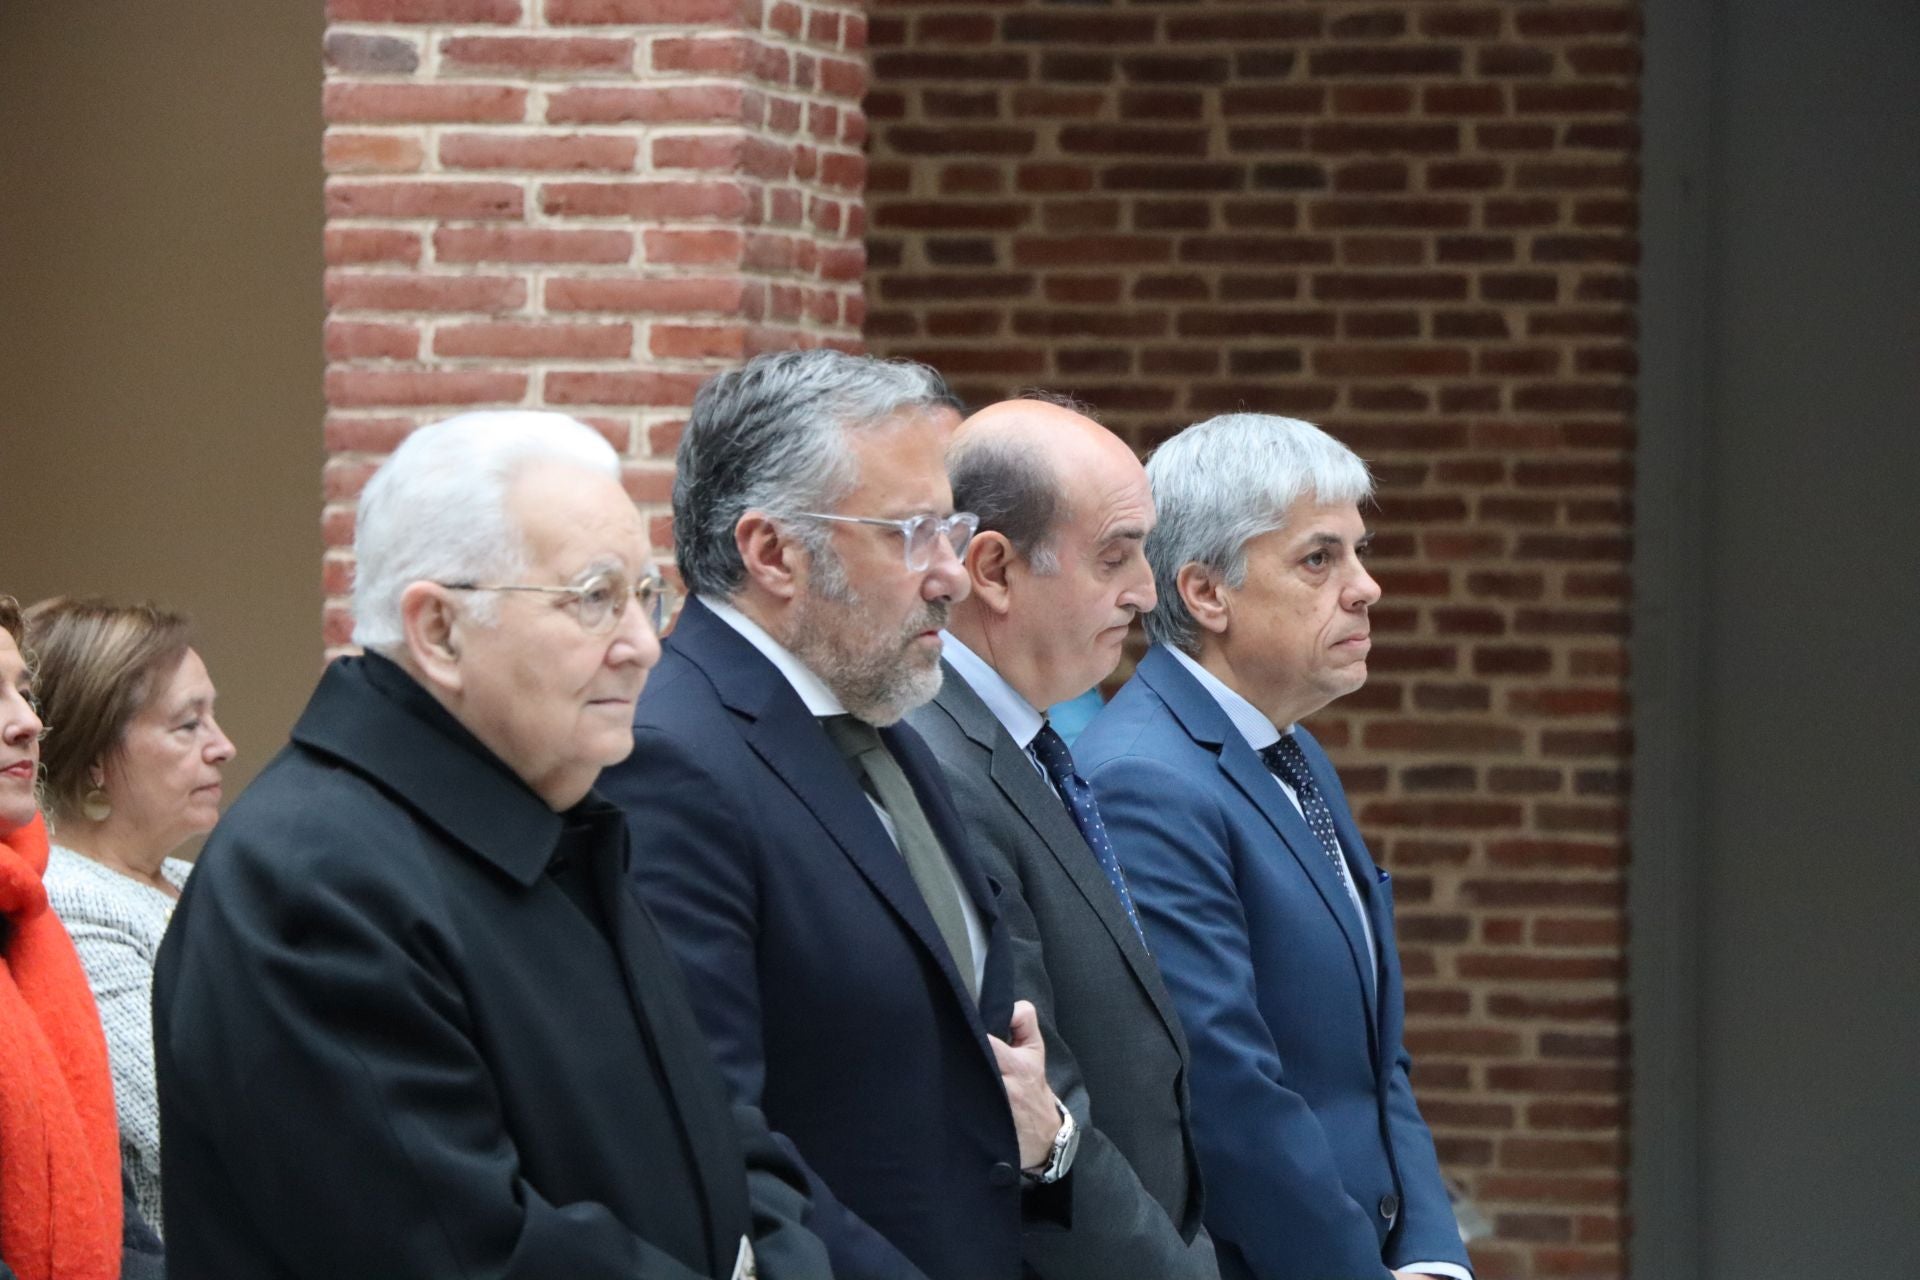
[
  {"xmin": 1143, "ymin": 413, "xmax": 1375, "ymax": 655},
  {"xmin": 351, "ymin": 410, "xmax": 621, "ymax": 651}
]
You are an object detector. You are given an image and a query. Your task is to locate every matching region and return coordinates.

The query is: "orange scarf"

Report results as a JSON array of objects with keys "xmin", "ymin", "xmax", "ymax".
[{"xmin": 0, "ymin": 812, "xmax": 122, "ymax": 1280}]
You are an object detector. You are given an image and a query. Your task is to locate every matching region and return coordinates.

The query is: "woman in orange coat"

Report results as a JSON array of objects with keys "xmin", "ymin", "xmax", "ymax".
[{"xmin": 0, "ymin": 595, "xmax": 121, "ymax": 1280}]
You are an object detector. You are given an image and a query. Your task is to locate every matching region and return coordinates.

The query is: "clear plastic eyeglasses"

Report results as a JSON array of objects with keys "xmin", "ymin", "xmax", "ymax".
[
  {"xmin": 783, "ymin": 511, "xmax": 980, "ymax": 571},
  {"xmin": 440, "ymin": 567, "xmax": 675, "ymax": 635}
]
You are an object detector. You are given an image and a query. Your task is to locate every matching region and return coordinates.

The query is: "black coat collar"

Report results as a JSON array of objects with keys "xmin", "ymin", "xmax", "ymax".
[{"xmin": 290, "ymin": 653, "xmax": 574, "ymax": 888}]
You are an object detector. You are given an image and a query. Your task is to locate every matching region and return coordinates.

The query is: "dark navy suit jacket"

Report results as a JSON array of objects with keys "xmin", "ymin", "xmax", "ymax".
[
  {"xmin": 1077, "ymin": 646, "xmax": 1468, "ymax": 1280},
  {"xmin": 601, "ymin": 598, "xmax": 1065, "ymax": 1280}
]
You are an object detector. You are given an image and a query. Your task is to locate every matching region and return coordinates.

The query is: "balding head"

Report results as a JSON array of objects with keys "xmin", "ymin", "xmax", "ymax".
[
  {"xmin": 945, "ymin": 397, "xmax": 1157, "ymax": 707},
  {"xmin": 949, "ymin": 398, "xmax": 1142, "ymax": 574}
]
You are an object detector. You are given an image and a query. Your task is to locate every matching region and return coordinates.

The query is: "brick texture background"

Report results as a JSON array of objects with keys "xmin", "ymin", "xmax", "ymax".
[
  {"xmin": 321, "ymin": 0, "xmax": 871, "ymax": 643},
  {"xmin": 862, "ymin": 4, "xmax": 1639, "ymax": 1278}
]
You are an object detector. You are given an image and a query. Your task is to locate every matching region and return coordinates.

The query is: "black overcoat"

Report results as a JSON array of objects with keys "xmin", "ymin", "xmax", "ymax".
[{"xmin": 154, "ymin": 654, "xmax": 828, "ymax": 1279}]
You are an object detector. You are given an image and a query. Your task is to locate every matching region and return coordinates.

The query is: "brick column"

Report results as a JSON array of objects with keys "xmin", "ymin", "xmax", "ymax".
[
  {"xmin": 322, "ymin": 0, "xmax": 869, "ymax": 643},
  {"xmin": 864, "ymin": 5, "xmax": 1639, "ymax": 1278}
]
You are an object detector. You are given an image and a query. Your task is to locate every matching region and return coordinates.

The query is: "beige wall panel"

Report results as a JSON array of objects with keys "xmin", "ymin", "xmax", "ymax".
[{"xmin": 1, "ymin": 4, "xmax": 324, "ymax": 823}]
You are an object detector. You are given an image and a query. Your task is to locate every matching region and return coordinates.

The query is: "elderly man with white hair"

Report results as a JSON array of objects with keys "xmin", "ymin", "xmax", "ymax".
[
  {"xmin": 1076, "ymin": 414, "xmax": 1472, "ymax": 1280},
  {"xmin": 152, "ymin": 411, "xmax": 828, "ymax": 1279}
]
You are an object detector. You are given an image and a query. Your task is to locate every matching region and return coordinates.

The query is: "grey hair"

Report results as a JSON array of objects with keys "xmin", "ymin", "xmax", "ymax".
[
  {"xmin": 1143, "ymin": 413, "xmax": 1374, "ymax": 655},
  {"xmin": 673, "ymin": 348, "xmax": 962, "ymax": 598},
  {"xmin": 352, "ymin": 410, "xmax": 621, "ymax": 651},
  {"xmin": 947, "ymin": 434, "xmax": 1063, "ymax": 576}
]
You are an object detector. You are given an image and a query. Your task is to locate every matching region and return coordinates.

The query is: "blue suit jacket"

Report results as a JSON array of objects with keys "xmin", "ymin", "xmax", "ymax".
[
  {"xmin": 1076, "ymin": 646, "xmax": 1468, "ymax": 1280},
  {"xmin": 600, "ymin": 598, "xmax": 1061, "ymax": 1280}
]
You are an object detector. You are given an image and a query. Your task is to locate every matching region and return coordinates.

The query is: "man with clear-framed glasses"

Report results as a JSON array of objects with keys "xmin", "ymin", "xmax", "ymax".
[
  {"xmin": 154, "ymin": 410, "xmax": 826, "ymax": 1280},
  {"xmin": 602, "ymin": 350, "xmax": 1078, "ymax": 1280}
]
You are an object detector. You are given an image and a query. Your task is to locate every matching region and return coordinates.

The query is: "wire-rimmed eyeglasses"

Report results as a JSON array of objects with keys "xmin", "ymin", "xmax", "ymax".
[
  {"xmin": 782, "ymin": 511, "xmax": 979, "ymax": 572},
  {"xmin": 439, "ymin": 567, "xmax": 675, "ymax": 635}
]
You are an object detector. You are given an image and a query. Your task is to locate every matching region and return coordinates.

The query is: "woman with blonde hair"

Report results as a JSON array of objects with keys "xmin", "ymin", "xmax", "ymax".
[{"xmin": 27, "ymin": 596, "xmax": 235, "ymax": 1239}]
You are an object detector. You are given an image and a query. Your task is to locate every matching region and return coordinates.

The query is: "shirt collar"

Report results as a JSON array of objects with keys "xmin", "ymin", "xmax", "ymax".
[
  {"xmin": 699, "ymin": 595, "xmax": 847, "ymax": 717},
  {"xmin": 939, "ymin": 631, "xmax": 1046, "ymax": 750},
  {"xmin": 1166, "ymin": 645, "xmax": 1294, "ymax": 751}
]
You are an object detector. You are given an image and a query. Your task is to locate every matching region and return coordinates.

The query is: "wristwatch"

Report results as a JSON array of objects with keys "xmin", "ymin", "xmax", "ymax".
[{"xmin": 1022, "ymin": 1100, "xmax": 1079, "ymax": 1185}]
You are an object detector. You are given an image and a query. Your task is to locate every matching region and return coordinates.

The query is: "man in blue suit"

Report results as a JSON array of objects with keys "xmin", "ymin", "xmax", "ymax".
[
  {"xmin": 600, "ymin": 350, "xmax": 1078, "ymax": 1280},
  {"xmin": 1077, "ymin": 413, "xmax": 1471, "ymax": 1280}
]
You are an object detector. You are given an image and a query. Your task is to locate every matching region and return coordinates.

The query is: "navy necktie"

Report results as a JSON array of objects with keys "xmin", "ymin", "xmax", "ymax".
[
  {"xmin": 1029, "ymin": 721, "xmax": 1146, "ymax": 946},
  {"xmin": 1260, "ymin": 734, "xmax": 1353, "ymax": 891}
]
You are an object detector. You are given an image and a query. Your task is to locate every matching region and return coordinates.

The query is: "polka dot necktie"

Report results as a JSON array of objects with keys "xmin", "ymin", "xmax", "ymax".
[
  {"xmin": 1260, "ymin": 735, "xmax": 1353, "ymax": 891},
  {"xmin": 1029, "ymin": 721, "xmax": 1146, "ymax": 946}
]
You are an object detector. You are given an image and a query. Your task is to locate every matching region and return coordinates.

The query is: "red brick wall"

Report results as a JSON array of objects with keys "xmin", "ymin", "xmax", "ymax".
[
  {"xmin": 322, "ymin": 0, "xmax": 869, "ymax": 640},
  {"xmin": 864, "ymin": 4, "xmax": 1639, "ymax": 1277}
]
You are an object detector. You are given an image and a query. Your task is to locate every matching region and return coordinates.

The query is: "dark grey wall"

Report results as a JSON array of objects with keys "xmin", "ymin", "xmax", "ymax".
[
  {"xmin": 0, "ymin": 5, "xmax": 324, "ymax": 805},
  {"xmin": 1635, "ymin": 0, "xmax": 1920, "ymax": 1275}
]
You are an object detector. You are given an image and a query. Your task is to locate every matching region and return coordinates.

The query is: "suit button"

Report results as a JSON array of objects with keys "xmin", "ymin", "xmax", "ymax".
[
  {"xmin": 988, "ymin": 1162, "xmax": 1020, "ymax": 1189},
  {"xmin": 1378, "ymin": 1193, "xmax": 1400, "ymax": 1221}
]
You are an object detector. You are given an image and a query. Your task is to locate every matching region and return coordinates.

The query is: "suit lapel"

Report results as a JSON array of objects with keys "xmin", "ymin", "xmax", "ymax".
[
  {"xmin": 1299, "ymin": 735, "xmax": 1383, "ymax": 910},
  {"xmin": 886, "ymin": 719, "xmax": 1000, "ymax": 933},
  {"xmin": 669, "ymin": 601, "xmax": 990, "ymax": 1032},
  {"xmin": 888, "ymin": 722, "xmax": 1013, "ymax": 1035},
  {"xmin": 1220, "ymin": 742, "xmax": 1380, "ymax": 1025},
  {"xmin": 935, "ymin": 672, "xmax": 1189, "ymax": 1045},
  {"xmin": 1297, "ymin": 736, "xmax": 1398, "ymax": 1066},
  {"xmin": 1139, "ymin": 648, "xmax": 1381, "ymax": 1033}
]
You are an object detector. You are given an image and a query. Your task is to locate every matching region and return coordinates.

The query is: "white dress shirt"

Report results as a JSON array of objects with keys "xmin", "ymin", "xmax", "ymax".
[
  {"xmin": 940, "ymin": 633, "xmax": 1057, "ymax": 792},
  {"xmin": 703, "ymin": 598, "xmax": 987, "ymax": 994}
]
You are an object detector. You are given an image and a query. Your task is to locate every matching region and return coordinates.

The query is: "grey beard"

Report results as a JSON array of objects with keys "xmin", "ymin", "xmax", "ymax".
[
  {"xmin": 788, "ymin": 555, "xmax": 949, "ymax": 725},
  {"xmin": 828, "ymin": 642, "xmax": 944, "ymax": 727}
]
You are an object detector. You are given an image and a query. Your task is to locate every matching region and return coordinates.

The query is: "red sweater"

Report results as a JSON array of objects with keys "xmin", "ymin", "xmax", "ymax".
[{"xmin": 0, "ymin": 812, "xmax": 121, "ymax": 1280}]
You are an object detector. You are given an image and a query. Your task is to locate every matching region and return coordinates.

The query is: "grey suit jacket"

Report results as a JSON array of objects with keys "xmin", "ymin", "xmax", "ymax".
[{"xmin": 908, "ymin": 662, "xmax": 1218, "ymax": 1280}]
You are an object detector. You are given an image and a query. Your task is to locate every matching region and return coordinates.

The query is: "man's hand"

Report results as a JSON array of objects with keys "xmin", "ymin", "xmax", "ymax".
[{"xmin": 988, "ymin": 999, "xmax": 1062, "ymax": 1170}]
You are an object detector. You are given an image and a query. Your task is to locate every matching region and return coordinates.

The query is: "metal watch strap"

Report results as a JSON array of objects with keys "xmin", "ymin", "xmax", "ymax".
[{"xmin": 1023, "ymin": 1101, "xmax": 1077, "ymax": 1185}]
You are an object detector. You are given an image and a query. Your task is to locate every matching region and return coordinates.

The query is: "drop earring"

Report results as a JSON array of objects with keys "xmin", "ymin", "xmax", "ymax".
[{"xmin": 82, "ymin": 788, "xmax": 111, "ymax": 822}]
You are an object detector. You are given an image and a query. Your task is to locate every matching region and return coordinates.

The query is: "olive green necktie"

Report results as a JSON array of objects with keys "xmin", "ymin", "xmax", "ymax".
[{"xmin": 820, "ymin": 714, "xmax": 978, "ymax": 1001}]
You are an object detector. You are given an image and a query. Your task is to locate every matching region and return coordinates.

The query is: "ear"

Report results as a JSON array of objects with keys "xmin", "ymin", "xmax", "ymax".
[
  {"xmin": 399, "ymin": 581, "xmax": 466, "ymax": 695},
  {"xmin": 735, "ymin": 512, "xmax": 802, "ymax": 602},
  {"xmin": 1176, "ymin": 562, "xmax": 1232, "ymax": 636},
  {"xmin": 962, "ymin": 531, "xmax": 1016, "ymax": 617}
]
